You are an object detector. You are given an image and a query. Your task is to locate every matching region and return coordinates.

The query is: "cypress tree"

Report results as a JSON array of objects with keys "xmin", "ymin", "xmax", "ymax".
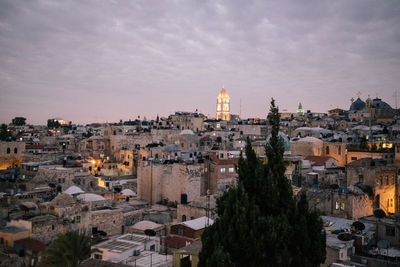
[{"xmin": 199, "ymin": 98, "xmax": 326, "ymax": 267}]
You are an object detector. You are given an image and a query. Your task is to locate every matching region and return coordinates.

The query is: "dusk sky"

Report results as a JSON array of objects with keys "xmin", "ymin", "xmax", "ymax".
[{"xmin": 0, "ymin": 0, "xmax": 399, "ymax": 125}]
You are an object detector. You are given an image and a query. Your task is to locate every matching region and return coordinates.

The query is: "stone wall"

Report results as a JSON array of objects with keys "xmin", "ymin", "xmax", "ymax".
[
  {"xmin": 177, "ymin": 204, "xmax": 206, "ymax": 222},
  {"xmin": 0, "ymin": 141, "xmax": 25, "ymax": 170},
  {"xmin": 90, "ymin": 209, "xmax": 124, "ymax": 236},
  {"xmin": 137, "ymin": 162, "xmax": 203, "ymax": 204}
]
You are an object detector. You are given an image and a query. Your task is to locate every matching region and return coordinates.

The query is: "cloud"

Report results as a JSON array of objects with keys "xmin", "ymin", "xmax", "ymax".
[{"xmin": 0, "ymin": 0, "xmax": 399, "ymax": 124}]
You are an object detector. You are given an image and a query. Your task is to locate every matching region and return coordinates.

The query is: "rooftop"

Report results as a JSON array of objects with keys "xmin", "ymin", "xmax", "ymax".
[
  {"xmin": 0, "ymin": 226, "xmax": 28, "ymax": 234},
  {"xmin": 181, "ymin": 216, "xmax": 214, "ymax": 230}
]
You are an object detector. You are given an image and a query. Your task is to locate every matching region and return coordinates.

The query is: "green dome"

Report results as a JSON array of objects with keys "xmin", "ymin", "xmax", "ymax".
[{"xmin": 266, "ymin": 132, "xmax": 291, "ymax": 151}]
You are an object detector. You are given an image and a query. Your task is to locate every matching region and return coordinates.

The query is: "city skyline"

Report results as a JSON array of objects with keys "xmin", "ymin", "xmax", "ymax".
[{"xmin": 1, "ymin": 0, "xmax": 399, "ymax": 124}]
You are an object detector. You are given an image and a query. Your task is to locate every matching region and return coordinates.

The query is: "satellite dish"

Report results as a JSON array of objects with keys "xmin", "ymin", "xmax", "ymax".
[
  {"xmin": 373, "ymin": 208, "xmax": 386, "ymax": 218},
  {"xmin": 337, "ymin": 232, "xmax": 353, "ymax": 241},
  {"xmin": 144, "ymin": 229, "xmax": 156, "ymax": 236},
  {"xmin": 352, "ymin": 221, "xmax": 365, "ymax": 231}
]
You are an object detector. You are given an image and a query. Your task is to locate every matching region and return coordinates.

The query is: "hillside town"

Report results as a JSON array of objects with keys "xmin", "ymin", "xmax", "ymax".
[{"xmin": 0, "ymin": 87, "xmax": 399, "ymax": 266}]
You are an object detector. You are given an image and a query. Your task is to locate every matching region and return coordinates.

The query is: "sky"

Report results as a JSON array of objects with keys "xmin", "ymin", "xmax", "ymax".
[{"xmin": 0, "ymin": 0, "xmax": 399, "ymax": 125}]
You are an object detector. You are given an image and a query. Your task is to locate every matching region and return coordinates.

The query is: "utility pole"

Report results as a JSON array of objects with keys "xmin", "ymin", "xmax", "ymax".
[{"xmin": 240, "ymin": 98, "xmax": 242, "ymax": 119}]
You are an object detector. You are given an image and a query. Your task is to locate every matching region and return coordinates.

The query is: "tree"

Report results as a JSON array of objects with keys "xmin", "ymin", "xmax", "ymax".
[
  {"xmin": 11, "ymin": 117, "xmax": 26, "ymax": 126},
  {"xmin": 37, "ymin": 230, "xmax": 99, "ymax": 267},
  {"xmin": 199, "ymin": 99, "xmax": 326, "ymax": 267}
]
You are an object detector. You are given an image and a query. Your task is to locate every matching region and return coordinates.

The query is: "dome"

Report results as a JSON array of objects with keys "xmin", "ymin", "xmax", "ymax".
[
  {"xmin": 179, "ymin": 129, "xmax": 194, "ymax": 135},
  {"xmin": 296, "ymin": 136, "xmax": 323, "ymax": 143},
  {"xmin": 371, "ymin": 98, "xmax": 392, "ymax": 109},
  {"xmin": 77, "ymin": 193, "xmax": 105, "ymax": 202},
  {"xmin": 64, "ymin": 185, "xmax": 84, "ymax": 195},
  {"xmin": 267, "ymin": 132, "xmax": 290, "ymax": 151},
  {"xmin": 132, "ymin": 220, "xmax": 162, "ymax": 230},
  {"xmin": 121, "ymin": 189, "xmax": 136, "ymax": 196},
  {"xmin": 350, "ymin": 98, "xmax": 366, "ymax": 111}
]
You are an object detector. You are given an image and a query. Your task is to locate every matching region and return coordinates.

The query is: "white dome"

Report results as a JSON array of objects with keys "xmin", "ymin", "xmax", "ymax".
[
  {"xmin": 132, "ymin": 220, "xmax": 162, "ymax": 230},
  {"xmin": 121, "ymin": 189, "xmax": 136, "ymax": 196},
  {"xmin": 296, "ymin": 136, "xmax": 323, "ymax": 143},
  {"xmin": 179, "ymin": 129, "xmax": 194, "ymax": 135},
  {"xmin": 77, "ymin": 193, "xmax": 105, "ymax": 202},
  {"xmin": 64, "ymin": 185, "xmax": 84, "ymax": 195}
]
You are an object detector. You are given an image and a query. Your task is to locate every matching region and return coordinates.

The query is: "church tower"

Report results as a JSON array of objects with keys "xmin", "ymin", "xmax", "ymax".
[{"xmin": 216, "ymin": 86, "xmax": 230, "ymax": 120}]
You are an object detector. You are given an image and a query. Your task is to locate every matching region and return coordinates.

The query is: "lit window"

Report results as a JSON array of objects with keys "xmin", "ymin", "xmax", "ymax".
[
  {"xmin": 340, "ymin": 203, "xmax": 345, "ymax": 211},
  {"xmin": 335, "ymin": 201, "xmax": 340, "ymax": 210},
  {"xmin": 229, "ymin": 167, "xmax": 235, "ymax": 173},
  {"xmin": 220, "ymin": 168, "xmax": 226, "ymax": 173}
]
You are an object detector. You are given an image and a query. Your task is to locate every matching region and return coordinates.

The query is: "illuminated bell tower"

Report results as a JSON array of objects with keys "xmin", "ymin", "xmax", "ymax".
[{"xmin": 216, "ymin": 86, "xmax": 230, "ymax": 120}]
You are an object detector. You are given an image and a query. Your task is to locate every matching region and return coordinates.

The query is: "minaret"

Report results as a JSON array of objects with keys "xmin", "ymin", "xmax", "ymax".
[
  {"xmin": 216, "ymin": 86, "xmax": 230, "ymax": 120},
  {"xmin": 297, "ymin": 103, "xmax": 303, "ymax": 115}
]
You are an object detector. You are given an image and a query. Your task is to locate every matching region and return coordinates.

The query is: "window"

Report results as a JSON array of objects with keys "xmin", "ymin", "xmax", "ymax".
[
  {"xmin": 94, "ymin": 254, "xmax": 102, "ymax": 260},
  {"xmin": 178, "ymin": 228, "xmax": 183, "ymax": 235},
  {"xmin": 6, "ymin": 148, "xmax": 10, "ymax": 154},
  {"xmin": 76, "ymin": 216, "xmax": 81, "ymax": 223},
  {"xmin": 340, "ymin": 203, "xmax": 345, "ymax": 211},
  {"xmin": 380, "ymin": 176, "xmax": 383, "ymax": 186},
  {"xmin": 351, "ymin": 157, "xmax": 357, "ymax": 161},
  {"xmin": 52, "ymin": 225, "xmax": 55, "ymax": 230},
  {"xmin": 386, "ymin": 226, "xmax": 395, "ymax": 236},
  {"xmin": 220, "ymin": 168, "xmax": 226, "ymax": 174},
  {"xmin": 14, "ymin": 148, "xmax": 17, "ymax": 154},
  {"xmin": 182, "ymin": 215, "xmax": 186, "ymax": 222},
  {"xmin": 150, "ymin": 244, "xmax": 155, "ymax": 251},
  {"xmin": 229, "ymin": 167, "xmax": 235, "ymax": 173},
  {"xmin": 386, "ymin": 176, "xmax": 389, "ymax": 185},
  {"xmin": 326, "ymin": 146, "xmax": 330, "ymax": 155},
  {"xmin": 335, "ymin": 201, "xmax": 340, "ymax": 210},
  {"xmin": 359, "ymin": 175, "xmax": 364, "ymax": 183},
  {"xmin": 338, "ymin": 146, "xmax": 342, "ymax": 155}
]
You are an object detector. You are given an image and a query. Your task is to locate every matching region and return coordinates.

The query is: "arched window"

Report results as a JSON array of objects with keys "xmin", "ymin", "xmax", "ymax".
[
  {"xmin": 326, "ymin": 146, "xmax": 330, "ymax": 155},
  {"xmin": 182, "ymin": 215, "xmax": 186, "ymax": 222},
  {"xmin": 14, "ymin": 148, "xmax": 17, "ymax": 154},
  {"xmin": 6, "ymin": 148, "xmax": 10, "ymax": 154}
]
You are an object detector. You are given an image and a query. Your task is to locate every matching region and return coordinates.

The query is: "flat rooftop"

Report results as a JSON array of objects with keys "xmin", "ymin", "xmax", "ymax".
[{"xmin": 95, "ymin": 234, "xmax": 157, "ymax": 253}]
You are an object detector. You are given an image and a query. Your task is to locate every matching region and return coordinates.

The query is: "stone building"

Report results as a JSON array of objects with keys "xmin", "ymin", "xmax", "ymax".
[
  {"xmin": 137, "ymin": 161, "xmax": 203, "ymax": 205},
  {"xmin": 90, "ymin": 208, "xmax": 124, "ymax": 236},
  {"xmin": 78, "ymin": 136, "xmax": 109, "ymax": 159},
  {"xmin": 307, "ymin": 189, "xmax": 373, "ymax": 220},
  {"xmin": 168, "ymin": 111, "xmax": 206, "ymax": 132},
  {"xmin": 0, "ymin": 141, "xmax": 25, "ymax": 170},
  {"xmin": 167, "ymin": 130, "xmax": 201, "ymax": 152},
  {"xmin": 9, "ymin": 215, "xmax": 60, "ymax": 244},
  {"xmin": 346, "ymin": 158, "xmax": 397, "ymax": 214},
  {"xmin": 291, "ymin": 138, "xmax": 346, "ymax": 166}
]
